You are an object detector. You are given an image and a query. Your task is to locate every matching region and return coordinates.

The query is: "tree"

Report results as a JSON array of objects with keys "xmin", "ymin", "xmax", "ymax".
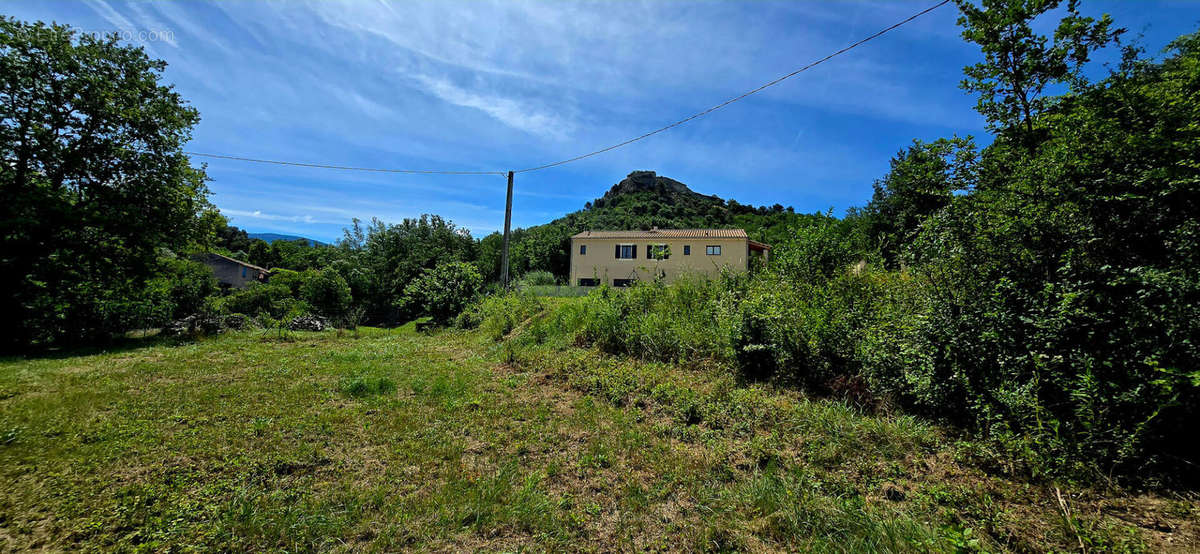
[
  {"xmin": 957, "ymin": 0, "xmax": 1123, "ymax": 141},
  {"xmin": 356, "ymin": 215, "xmax": 476, "ymax": 322},
  {"xmin": 402, "ymin": 261, "xmax": 483, "ymax": 325},
  {"xmin": 0, "ymin": 18, "xmax": 214, "ymax": 348},
  {"xmin": 214, "ymin": 220, "xmax": 254, "ymax": 256},
  {"xmin": 880, "ymin": 4, "xmax": 1200, "ymax": 476},
  {"xmin": 301, "ymin": 267, "xmax": 352, "ymax": 320},
  {"xmin": 862, "ymin": 137, "xmax": 977, "ymax": 267},
  {"xmin": 476, "ymin": 232, "xmax": 504, "ymax": 283},
  {"xmin": 247, "ymin": 239, "xmax": 275, "ymax": 269},
  {"xmin": 156, "ymin": 257, "xmax": 219, "ymax": 320}
]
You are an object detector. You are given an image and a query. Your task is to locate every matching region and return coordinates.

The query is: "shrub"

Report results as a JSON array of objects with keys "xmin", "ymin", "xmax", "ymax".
[
  {"xmin": 301, "ymin": 268, "xmax": 353, "ymax": 320},
  {"xmin": 860, "ymin": 247, "xmax": 1200, "ymax": 477},
  {"xmin": 460, "ymin": 292, "xmax": 545, "ymax": 341},
  {"xmin": 155, "ymin": 257, "xmax": 219, "ymax": 320},
  {"xmin": 556, "ymin": 276, "xmax": 735, "ymax": 364},
  {"xmin": 771, "ymin": 212, "xmax": 866, "ymax": 282},
  {"xmin": 402, "ymin": 261, "xmax": 484, "ymax": 324},
  {"xmin": 219, "ymin": 281, "xmax": 299, "ymax": 318}
]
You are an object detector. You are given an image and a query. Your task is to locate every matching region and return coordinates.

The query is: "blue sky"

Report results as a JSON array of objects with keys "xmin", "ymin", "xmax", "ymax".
[{"xmin": 7, "ymin": 1, "xmax": 1200, "ymax": 242}]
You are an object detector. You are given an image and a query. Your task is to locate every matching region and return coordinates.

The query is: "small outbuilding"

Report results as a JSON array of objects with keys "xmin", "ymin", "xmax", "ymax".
[{"xmin": 191, "ymin": 252, "xmax": 270, "ymax": 289}]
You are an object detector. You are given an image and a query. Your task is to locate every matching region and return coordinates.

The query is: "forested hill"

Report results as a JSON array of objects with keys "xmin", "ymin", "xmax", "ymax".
[
  {"xmin": 552, "ymin": 170, "xmax": 800, "ymax": 234},
  {"xmin": 484, "ymin": 170, "xmax": 828, "ymax": 279}
]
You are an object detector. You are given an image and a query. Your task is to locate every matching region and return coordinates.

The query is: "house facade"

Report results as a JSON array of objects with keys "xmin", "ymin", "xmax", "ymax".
[
  {"xmin": 568, "ymin": 228, "xmax": 769, "ymax": 287},
  {"xmin": 191, "ymin": 252, "xmax": 270, "ymax": 289}
]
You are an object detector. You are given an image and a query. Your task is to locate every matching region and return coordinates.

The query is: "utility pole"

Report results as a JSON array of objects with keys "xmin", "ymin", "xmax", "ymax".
[{"xmin": 500, "ymin": 170, "xmax": 514, "ymax": 289}]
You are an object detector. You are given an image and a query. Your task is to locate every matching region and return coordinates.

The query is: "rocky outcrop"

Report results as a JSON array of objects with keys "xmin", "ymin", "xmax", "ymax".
[{"xmin": 602, "ymin": 171, "xmax": 712, "ymax": 200}]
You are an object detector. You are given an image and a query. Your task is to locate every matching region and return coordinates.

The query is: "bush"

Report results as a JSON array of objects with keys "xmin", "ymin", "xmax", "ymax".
[
  {"xmin": 771, "ymin": 212, "xmax": 866, "ymax": 282},
  {"xmin": 461, "ymin": 292, "xmax": 545, "ymax": 341},
  {"xmin": 859, "ymin": 241, "xmax": 1200, "ymax": 477},
  {"xmin": 156, "ymin": 258, "xmax": 219, "ymax": 320},
  {"xmin": 301, "ymin": 268, "xmax": 353, "ymax": 320},
  {"xmin": 218, "ymin": 281, "xmax": 300, "ymax": 318},
  {"xmin": 268, "ymin": 269, "xmax": 306, "ymax": 296},
  {"xmin": 732, "ymin": 269, "xmax": 893, "ymax": 388},
  {"xmin": 402, "ymin": 261, "xmax": 483, "ymax": 325}
]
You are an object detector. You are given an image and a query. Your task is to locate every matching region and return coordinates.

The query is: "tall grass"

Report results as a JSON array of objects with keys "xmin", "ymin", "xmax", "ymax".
[
  {"xmin": 468, "ymin": 261, "xmax": 1193, "ymax": 483},
  {"xmin": 557, "ymin": 275, "xmax": 737, "ymax": 364},
  {"xmin": 471, "ymin": 269, "xmax": 902, "ymax": 392},
  {"xmin": 457, "ymin": 291, "xmax": 545, "ymax": 341}
]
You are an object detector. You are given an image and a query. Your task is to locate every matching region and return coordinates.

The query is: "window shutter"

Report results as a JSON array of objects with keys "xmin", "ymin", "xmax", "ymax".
[
  {"xmin": 615, "ymin": 244, "xmax": 620, "ymax": 258},
  {"xmin": 632, "ymin": 244, "xmax": 637, "ymax": 259}
]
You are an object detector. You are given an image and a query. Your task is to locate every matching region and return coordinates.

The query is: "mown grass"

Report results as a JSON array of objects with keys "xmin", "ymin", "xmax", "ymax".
[{"xmin": 0, "ymin": 316, "xmax": 1195, "ymax": 551}]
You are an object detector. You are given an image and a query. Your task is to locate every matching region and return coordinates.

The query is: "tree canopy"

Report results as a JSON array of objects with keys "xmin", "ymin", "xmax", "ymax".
[{"xmin": 0, "ymin": 18, "xmax": 216, "ymax": 347}]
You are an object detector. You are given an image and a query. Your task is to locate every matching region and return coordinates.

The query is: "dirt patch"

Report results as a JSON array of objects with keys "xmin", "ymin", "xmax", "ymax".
[{"xmin": 1096, "ymin": 493, "xmax": 1200, "ymax": 552}]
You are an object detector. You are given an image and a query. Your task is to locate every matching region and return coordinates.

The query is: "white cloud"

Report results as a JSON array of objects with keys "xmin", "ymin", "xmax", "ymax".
[
  {"xmin": 223, "ymin": 209, "xmax": 325, "ymax": 224},
  {"xmin": 412, "ymin": 74, "xmax": 572, "ymax": 140},
  {"xmin": 81, "ymin": 0, "xmax": 169, "ymax": 56}
]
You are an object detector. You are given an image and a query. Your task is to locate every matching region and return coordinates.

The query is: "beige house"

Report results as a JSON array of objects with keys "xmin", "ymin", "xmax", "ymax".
[{"xmin": 569, "ymin": 228, "xmax": 769, "ymax": 287}]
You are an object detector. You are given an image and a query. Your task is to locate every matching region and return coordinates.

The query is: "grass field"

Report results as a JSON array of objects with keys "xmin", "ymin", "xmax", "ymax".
[{"xmin": 1, "ymin": 320, "xmax": 1196, "ymax": 552}]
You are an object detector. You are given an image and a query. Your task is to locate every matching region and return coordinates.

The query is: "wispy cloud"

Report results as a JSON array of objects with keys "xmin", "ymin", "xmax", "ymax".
[
  {"xmin": 19, "ymin": 0, "xmax": 1187, "ymax": 243},
  {"xmin": 412, "ymin": 74, "xmax": 571, "ymax": 140},
  {"xmin": 223, "ymin": 209, "xmax": 324, "ymax": 224},
  {"xmin": 81, "ymin": 0, "xmax": 173, "ymax": 55}
]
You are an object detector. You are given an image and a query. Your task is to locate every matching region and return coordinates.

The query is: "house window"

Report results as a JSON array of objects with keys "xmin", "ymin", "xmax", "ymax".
[
  {"xmin": 613, "ymin": 278, "xmax": 635, "ymax": 287},
  {"xmin": 683, "ymin": 245, "xmax": 691, "ymax": 255},
  {"xmin": 615, "ymin": 244, "xmax": 636, "ymax": 259},
  {"xmin": 578, "ymin": 278, "xmax": 599, "ymax": 287},
  {"xmin": 580, "ymin": 244, "xmax": 587, "ymax": 255},
  {"xmin": 647, "ymin": 243, "xmax": 669, "ymax": 260},
  {"xmin": 241, "ymin": 267, "xmax": 247, "ymax": 278},
  {"xmin": 706, "ymin": 245, "xmax": 722, "ymax": 255}
]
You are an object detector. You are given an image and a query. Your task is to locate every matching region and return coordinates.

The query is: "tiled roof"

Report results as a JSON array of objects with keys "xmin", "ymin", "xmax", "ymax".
[
  {"xmin": 570, "ymin": 228, "xmax": 748, "ymax": 239},
  {"xmin": 197, "ymin": 252, "xmax": 271, "ymax": 273}
]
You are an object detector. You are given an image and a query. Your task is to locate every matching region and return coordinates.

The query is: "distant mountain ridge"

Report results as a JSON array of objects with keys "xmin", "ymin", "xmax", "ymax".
[{"xmin": 247, "ymin": 233, "xmax": 324, "ymax": 246}]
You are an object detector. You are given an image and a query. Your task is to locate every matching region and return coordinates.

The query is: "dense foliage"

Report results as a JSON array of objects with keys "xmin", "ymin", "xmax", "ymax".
[
  {"xmin": 402, "ymin": 261, "xmax": 484, "ymax": 324},
  {"xmin": 203, "ymin": 216, "xmax": 478, "ymax": 326},
  {"xmin": 0, "ymin": 18, "xmax": 218, "ymax": 348}
]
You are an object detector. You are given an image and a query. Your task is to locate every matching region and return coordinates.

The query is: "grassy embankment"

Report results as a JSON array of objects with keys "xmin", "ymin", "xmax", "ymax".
[{"xmin": 0, "ymin": 302, "xmax": 1196, "ymax": 552}]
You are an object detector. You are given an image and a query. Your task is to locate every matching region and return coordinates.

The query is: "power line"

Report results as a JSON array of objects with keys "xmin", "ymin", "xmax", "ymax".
[
  {"xmin": 183, "ymin": 151, "xmax": 505, "ymax": 175},
  {"xmin": 183, "ymin": 0, "xmax": 951, "ymax": 176},
  {"xmin": 514, "ymin": 0, "xmax": 951, "ymax": 173}
]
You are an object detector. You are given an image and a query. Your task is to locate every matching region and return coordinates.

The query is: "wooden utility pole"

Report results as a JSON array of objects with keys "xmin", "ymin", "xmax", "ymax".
[{"xmin": 500, "ymin": 170, "xmax": 514, "ymax": 288}]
